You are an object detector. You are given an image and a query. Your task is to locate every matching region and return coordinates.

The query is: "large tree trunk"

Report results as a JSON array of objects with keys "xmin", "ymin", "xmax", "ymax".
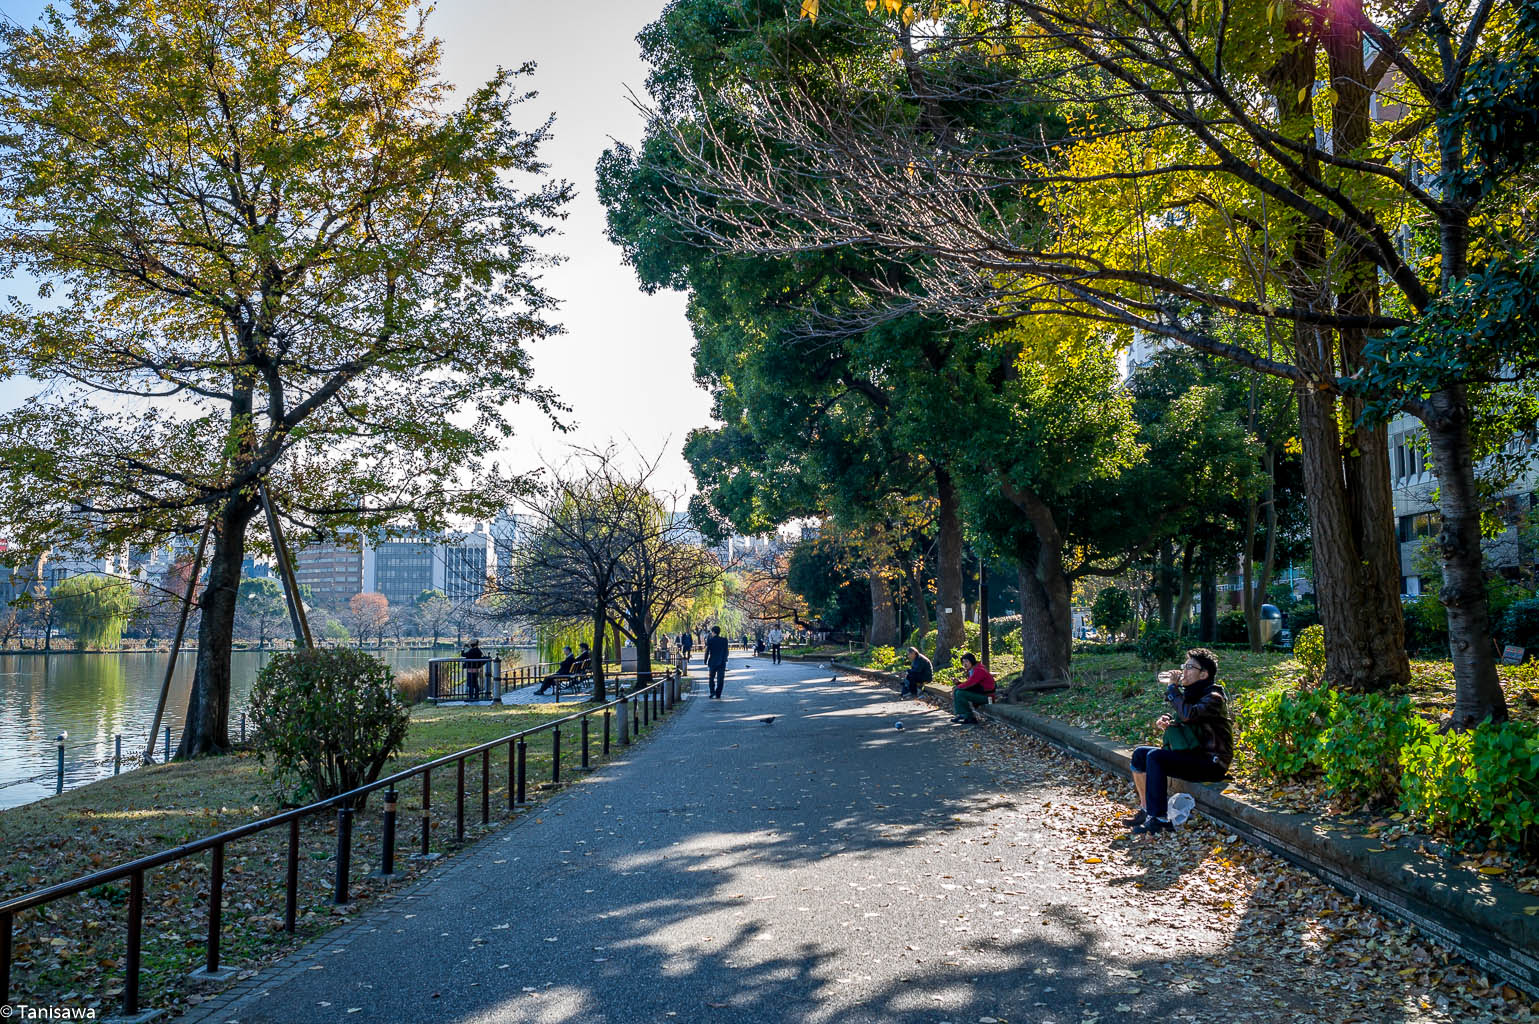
[
  {"xmin": 933, "ymin": 467, "xmax": 965, "ymax": 667},
  {"xmin": 1424, "ymin": 390, "xmax": 1508, "ymax": 726},
  {"xmin": 1006, "ymin": 536, "xmax": 1073, "ymax": 702},
  {"xmin": 868, "ymin": 566, "xmax": 898, "ymax": 647},
  {"xmin": 179, "ymin": 499, "xmax": 256, "ymax": 758}
]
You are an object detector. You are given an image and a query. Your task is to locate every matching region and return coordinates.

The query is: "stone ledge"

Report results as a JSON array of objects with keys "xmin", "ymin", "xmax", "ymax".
[{"xmin": 831, "ymin": 660, "xmax": 1539, "ymax": 997}]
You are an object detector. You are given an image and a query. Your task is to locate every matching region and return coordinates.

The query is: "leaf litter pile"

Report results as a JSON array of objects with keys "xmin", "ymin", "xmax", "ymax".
[{"xmin": 952, "ymin": 714, "xmax": 1538, "ymax": 1024}]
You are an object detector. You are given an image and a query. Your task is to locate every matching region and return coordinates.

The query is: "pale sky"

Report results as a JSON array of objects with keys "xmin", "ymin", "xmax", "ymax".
[{"xmin": 0, "ymin": 0, "xmax": 713, "ymax": 497}]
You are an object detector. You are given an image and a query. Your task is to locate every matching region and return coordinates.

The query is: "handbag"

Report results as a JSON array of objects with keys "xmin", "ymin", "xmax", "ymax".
[{"xmin": 1163, "ymin": 722, "xmax": 1202, "ymax": 751}]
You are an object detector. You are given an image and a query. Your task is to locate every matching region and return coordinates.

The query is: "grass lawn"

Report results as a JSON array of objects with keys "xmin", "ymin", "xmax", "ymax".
[{"xmin": 0, "ymin": 696, "xmax": 663, "ymax": 1015}]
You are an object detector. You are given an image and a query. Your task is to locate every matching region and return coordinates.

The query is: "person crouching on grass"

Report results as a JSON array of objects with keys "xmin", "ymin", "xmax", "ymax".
[{"xmin": 1126, "ymin": 647, "xmax": 1233, "ymax": 837}]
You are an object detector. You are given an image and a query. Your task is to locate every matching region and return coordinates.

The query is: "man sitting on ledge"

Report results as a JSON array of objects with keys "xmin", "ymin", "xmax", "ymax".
[
  {"xmin": 1126, "ymin": 647, "xmax": 1233, "ymax": 837},
  {"xmin": 950, "ymin": 653, "xmax": 994, "ymax": 723}
]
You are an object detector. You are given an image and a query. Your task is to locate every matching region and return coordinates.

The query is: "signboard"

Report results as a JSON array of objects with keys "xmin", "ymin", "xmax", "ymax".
[{"xmin": 1502, "ymin": 645, "xmax": 1526, "ymax": 666}]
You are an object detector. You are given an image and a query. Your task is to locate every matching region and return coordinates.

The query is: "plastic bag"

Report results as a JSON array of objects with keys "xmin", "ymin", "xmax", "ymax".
[{"xmin": 1169, "ymin": 792, "xmax": 1196, "ymax": 827}]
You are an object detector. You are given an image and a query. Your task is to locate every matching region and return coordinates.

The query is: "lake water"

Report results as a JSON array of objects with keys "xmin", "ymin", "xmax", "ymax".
[{"xmin": 0, "ymin": 647, "xmax": 537, "ymax": 810}]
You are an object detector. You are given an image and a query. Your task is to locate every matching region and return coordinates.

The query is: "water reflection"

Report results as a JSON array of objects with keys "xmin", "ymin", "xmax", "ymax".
[{"xmin": 0, "ymin": 647, "xmax": 533, "ymax": 810}]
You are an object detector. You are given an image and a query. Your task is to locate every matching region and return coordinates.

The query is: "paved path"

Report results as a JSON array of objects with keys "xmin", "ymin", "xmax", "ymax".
[{"xmin": 190, "ymin": 658, "xmax": 1483, "ymax": 1024}]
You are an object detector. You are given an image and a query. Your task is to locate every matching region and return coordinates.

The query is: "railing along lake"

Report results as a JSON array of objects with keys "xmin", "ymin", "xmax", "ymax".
[{"xmin": 0, "ymin": 668, "xmax": 683, "ymax": 1017}]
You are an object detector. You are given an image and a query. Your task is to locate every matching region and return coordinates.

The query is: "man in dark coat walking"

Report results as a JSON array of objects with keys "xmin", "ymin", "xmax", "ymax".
[{"xmin": 705, "ymin": 626, "xmax": 730, "ymax": 699}]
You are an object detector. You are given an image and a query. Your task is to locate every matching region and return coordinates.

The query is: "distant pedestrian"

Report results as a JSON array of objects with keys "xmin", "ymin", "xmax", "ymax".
[
  {"xmin": 461, "ymin": 639, "xmax": 485, "ymax": 701},
  {"xmin": 950, "ymin": 653, "xmax": 994, "ymax": 723},
  {"xmin": 768, "ymin": 625, "xmax": 784, "ymax": 664},
  {"xmin": 536, "ymin": 646, "xmax": 577, "ymax": 695},
  {"xmin": 705, "ymin": 626, "xmax": 729, "ymax": 699},
  {"xmin": 680, "ymin": 631, "xmax": 693, "ymax": 664},
  {"xmin": 901, "ymin": 646, "xmax": 931, "ymax": 697}
]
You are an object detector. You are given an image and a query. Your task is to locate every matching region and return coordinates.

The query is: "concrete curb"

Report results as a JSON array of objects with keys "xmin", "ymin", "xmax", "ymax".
[{"xmin": 832, "ymin": 660, "xmax": 1539, "ymax": 996}]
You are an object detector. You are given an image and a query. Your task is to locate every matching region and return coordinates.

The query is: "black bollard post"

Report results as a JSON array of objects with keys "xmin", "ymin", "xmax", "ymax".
[
  {"xmin": 552, "ymin": 726, "xmax": 561, "ymax": 785},
  {"xmin": 455, "ymin": 758, "xmax": 466, "ymax": 844},
  {"xmin": 114, "ymin": 734, "xmax": 121, "ymax": 775},
  {"xmin": 163, "ymin": 726, "xmax": 171, "ymax": 763},
  {"xmin": 581, "ymin": 715, "xmax": 590, "ymax": 770},
  {"xmin": 603, "ymin": 709, "xmax": 611, "ymax": 755},
  {"xmin": 481, "ymin": 749, "xmax": 490, "ymax": 825},
  {"xmin": 379, "ymin": 787, "xmax": 398, "ymax": 877},
  {"xmin": 516, "ymin": 739, "xmax": 527, "ymax": 803},
  {"xmin": 507, "ymin": 740, "xmax": 516, "ymax": 811},
  {"xmin": 55, "ymin": 732, "xmax": 66, "ymax": 795},
  {"xmin": 420, "ymin": 768, "xmax": 432, "ymax": 857},
  {"xmin": 334, "ymin": 804, "xmax": 354, "ymax": 904},
  {"xmin": 619, "ymin": 696, "xmax": 630, "ymax": 746},
  {"xmin": 240, "ymin": 713, "xmax": 246, "ymax": 744}
]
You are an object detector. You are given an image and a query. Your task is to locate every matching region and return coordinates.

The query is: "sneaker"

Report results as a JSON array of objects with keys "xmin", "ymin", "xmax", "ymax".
[
  {"xmin": 1130, "ymin": 816, "xmax": 1174, "ymax": 837},
  {"xmin": 949, "ymin": 716, "xmax": 978, "ymax": 724},
  {"xmin": 1121, "ymin": 808, "xmax": 1148, "ymax": 828}
]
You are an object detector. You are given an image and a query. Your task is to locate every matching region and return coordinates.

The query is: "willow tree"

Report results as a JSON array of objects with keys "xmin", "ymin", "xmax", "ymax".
[{"xmin": 0, "ymin": 0, "xmax": 569, "ymax": 755}]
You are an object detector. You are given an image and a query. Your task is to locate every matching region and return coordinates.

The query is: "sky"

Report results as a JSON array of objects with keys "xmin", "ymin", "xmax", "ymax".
[{"xmin": 0, "ymin": 0, "xmax": 714, "ymax": 498}]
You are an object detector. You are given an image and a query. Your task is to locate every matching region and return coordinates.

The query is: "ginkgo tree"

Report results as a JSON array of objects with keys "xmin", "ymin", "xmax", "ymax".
[
  {"xmin": 664, "ymin": 0, "xmax": 1538, "ymax": 726},
  {"xmin": 0, "ymin": 0, "xmax": 570, "ymax": 755}
]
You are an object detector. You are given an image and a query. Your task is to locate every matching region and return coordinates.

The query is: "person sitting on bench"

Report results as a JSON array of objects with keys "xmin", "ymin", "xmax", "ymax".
[
  {"xmin": 1125, "ymin": 647, "xmax": 1233, "ymax": 837},
  {"xmin": 571, "ymin": 642, "xmax": 593, "ymax": 687},
  {"xmin": 536, "ymin": 646, "xmax": 578, "ymax": 695}
]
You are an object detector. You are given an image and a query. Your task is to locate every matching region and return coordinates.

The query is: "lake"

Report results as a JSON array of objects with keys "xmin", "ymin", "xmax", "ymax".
[{"xmin": 0, "ymin": 646, "xmax": 537, "ymax": 810}]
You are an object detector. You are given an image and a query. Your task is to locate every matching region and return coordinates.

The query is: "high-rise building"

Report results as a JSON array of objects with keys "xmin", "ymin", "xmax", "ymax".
[
  {"xmin": 372, "ymin": 536, "xmax": 437, "ymax": 607},
  {"xmin": 442, "ymin": 525, "xmax": 490, "ymax": 605},
  {"xmin": 292, "ymin": 536, "xmax": 364, "ymax": 609}
]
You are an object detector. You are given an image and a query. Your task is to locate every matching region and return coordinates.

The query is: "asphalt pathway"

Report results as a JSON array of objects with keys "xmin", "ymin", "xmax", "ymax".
[{"xmin": 190, "ymin": 657, "xmax": 1479, "ymax": 1024}]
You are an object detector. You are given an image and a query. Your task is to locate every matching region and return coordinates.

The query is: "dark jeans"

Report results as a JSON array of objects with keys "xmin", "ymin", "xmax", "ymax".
[
  {"xmin": 708, "ymin": 663, "xmax": 726, "ymax": 697},
  {"xmin": 1131, "ymin": 745, "xmax": 1226, "ymax": 818},
  {"xmin": 771, "ymin": 643, "xmax": 781, "ymax": 664}
]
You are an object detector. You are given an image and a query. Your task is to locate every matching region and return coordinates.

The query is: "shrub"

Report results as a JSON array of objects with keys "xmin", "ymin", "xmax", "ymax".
[
  {"xmin": 1091, "ymin": 588, "xmax": 1134, "ymax": 640},
  {"xmin": 1293, "ymin": 624, "xmax": 1326, "ymax": 686},
  {"xmin": 1136, "ymin": 623, "xmax": 1184, "ymax": 668},
  {"xmin": 251, "ymin": 647, "xmax": 411, "ymax": 806},
  {"xmin": 1401, "ymin": 596, "xmax": 1449, "ymax": 655},
  {"xmin": 1236, "ymin": 685, "xmax": 1341, "ymax": 778},
  {"xmin": 1497, "ymin": 597, "xmax": 1539, "ymax": 655},
  {"xmin": 1215, "ymin": 609, "xmax": 1249, "ymax": 644},
  {"xmin": 1317, "ymin": 693, "xmax": 1420, "ymax": 806},
  {"xmin": 910, "ymin": 620, "xmax": 983, "ymax": 664},
  {"xmin": 861, "ymin": 645, "xmax": 905, "ymax": 672},
  {"xmin": 1287, "ymin": 600, "xmax": 1321, "ymax": 633},
  {"xmin": 1402, "ymin": 720, "xmax": 1539, "ymax": 850}
]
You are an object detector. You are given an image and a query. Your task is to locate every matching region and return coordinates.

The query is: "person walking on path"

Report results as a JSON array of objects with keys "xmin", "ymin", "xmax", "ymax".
[
  {"xmin": 1126, "ymin": 647, "xmax": 1233, "ymax": 837},
  {"xmin": 705, "ymin": 625, "xmax": 730, "ymax": 699},
  {"xmin": 902, "ymin": 645, "xmax": 932, "ymax": 697},
  {"xmin": 768, "ymin": 625, "xmax": 784, "ymax": 664},
  {"xmin": 680, "ymin": 631, "xmax": 693, "ymax": 665},
  {"xmin": 950, "ymin": 652, "xmax": 994, "ymax": 723}
]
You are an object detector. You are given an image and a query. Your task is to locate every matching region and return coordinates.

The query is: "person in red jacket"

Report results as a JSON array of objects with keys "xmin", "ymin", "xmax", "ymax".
[{"xmin": 950, "ymin": 653, "xmax": 995, "ymax": 723}]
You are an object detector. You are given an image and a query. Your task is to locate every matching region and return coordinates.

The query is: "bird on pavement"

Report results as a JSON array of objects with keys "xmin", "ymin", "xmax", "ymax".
[{"xmin": 760, "ymin": 716, "xmax": 776, "ymax": 725}]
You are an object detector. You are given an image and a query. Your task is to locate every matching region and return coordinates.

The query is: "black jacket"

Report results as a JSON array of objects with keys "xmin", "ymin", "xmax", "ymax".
[
  {"xmin": 905, "ymin": 654, "xmax": 933, "ymax": 686},
  {"xmin": 705, "ymin": 635, "xmax": 729, "ymax": 667},
  {"xmin": 1171, "ymin": 680, "xmax": 1233, "ymax": 769}
]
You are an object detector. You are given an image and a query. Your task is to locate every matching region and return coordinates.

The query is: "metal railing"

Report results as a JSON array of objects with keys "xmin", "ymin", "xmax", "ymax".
[
  {"xmin": 427, "ymin": 659, "xmax": 637, "ymax": 702},
  {"xmin": 0, "ymin": 669, "xmax": 684, "ymax": 1017}
]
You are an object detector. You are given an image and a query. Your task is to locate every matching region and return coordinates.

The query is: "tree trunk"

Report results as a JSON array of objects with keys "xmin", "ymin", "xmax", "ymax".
[
  {"xmin": 934, "ymin": 467, "xmax": 965, "ymax": 668},
  {"xmin": 905, "ymin": 554, "xmax": 929, "ymax": 644},
  {"xmin": 1005, "ymin": 536, "xmax": 1073, "ymax": 701},
  {"xmin": 1198, "ymin": 559, "xmax": 1217, "ymax": 643},
  {"xmin": 1156, "ymin": 542, "xmax": 1175, "ymax": 631},
  {"xmin": 179, "ymin": 499, "xmax": 256, "ymax": 758},
  {"xmin": 868, "ymin": 566, "xmax": 898, "ymax": 647},
  {"xmin": 1424, "ymin": 390, "xmax": 1509, "ymax": 726},
  {"xmin": 1172, "ymin": 540, "xmax": 1196, "ymax": 633},
  {"xmin": 590, "ymin": 605, "xmax": 608, "ymax": 702}
]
